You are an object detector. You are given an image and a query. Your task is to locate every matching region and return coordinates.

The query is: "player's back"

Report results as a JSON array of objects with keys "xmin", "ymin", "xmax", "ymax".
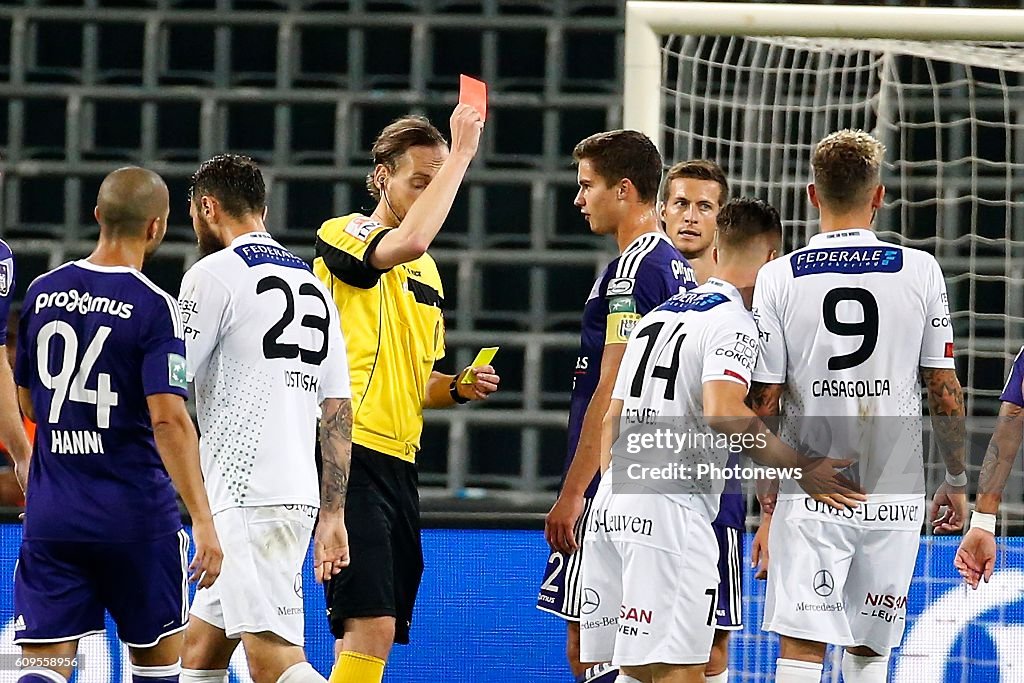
[
  {"xmin": 15, "ymin": 261, "xmax": 185, "ymax": 542},
  {"xmin": 180, "ymin": 232, "xmax": 347, "ymax": 513},
  {"xmin": 753, "ymin": 228, "xmax": 953, "ymax": 496},
  {"xmin": 614, "ymin": 278, "xmax": 759, "ymax": 522}
]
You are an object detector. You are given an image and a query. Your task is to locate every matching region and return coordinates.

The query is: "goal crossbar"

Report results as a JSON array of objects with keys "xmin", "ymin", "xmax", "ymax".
[{"xmin": 624, "ymin": 1, "xmax": 1024, "ymax": 137}]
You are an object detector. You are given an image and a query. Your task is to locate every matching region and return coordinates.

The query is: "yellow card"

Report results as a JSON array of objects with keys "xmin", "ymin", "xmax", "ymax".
[{"xmin": 461, "ymin": 347, "xmax": 499, "ymax": 383}]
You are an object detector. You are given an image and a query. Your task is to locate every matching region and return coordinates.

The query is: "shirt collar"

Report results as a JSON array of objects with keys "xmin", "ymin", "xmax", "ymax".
[
  {"xmin": 807, "ymin": 228, "xmax": 878, "ymax": 246},
  {"xmin": 702, "ymin": 277, "xmax": 742, "ymax": 301},
  {"xmin": 230, "ymin": 231, "xmax": 275, "ymax": 246}
]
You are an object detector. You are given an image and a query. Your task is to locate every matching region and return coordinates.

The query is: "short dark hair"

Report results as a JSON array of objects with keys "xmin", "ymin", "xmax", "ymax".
[
  {"xmin": 662, "ymin": 159, "xmax": 730, "ymax": 205},
  {"xmin": 716, "ymin": 198, "xmax": 782, "ymax": 250},
  {"xmin": 189, "ymin": 154, "xmax": 266, "ymax": 219},
  {"xmin": 367, "ymin": 116, "xmax": 448, "ymax": 201},
  {"xmin": 573, "ymin": 130, "xmax": 662, "ymax": 204}
]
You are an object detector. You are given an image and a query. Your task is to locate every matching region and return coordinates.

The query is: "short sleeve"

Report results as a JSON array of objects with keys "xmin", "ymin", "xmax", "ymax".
[
  {"xmin": 179, "ymin": 264, "xmax": 231, "ymax": 383},
  {"xmin": 751, "ymin": 265, "xmax": 787, "ymax": 384},
  {"xmin": 999, "ymin": 346, "xmax": 1024, "ymax": 407},
  {"xmin": 315, "ymin": 215, "xmax": 394, "ymax": 289},
  {"xmin": 318, "ymin": 289, "xmax": 352, "ymax": 402},
  {"xmin": 140, "ymin": 294, "xmax": 189, "ymax": 399},
  {"xmin": 919, "ymin": 256, "xmax": 956, "ymax": 369},
  {"xmin": 701, "ymin": 313, "xmax": 758, "ymax": 389}
]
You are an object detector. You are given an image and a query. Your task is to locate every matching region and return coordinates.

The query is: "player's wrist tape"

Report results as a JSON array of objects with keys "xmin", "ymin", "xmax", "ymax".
[
  {"xmin": 945, "ymin": 470, "xmax": 968, "ymax": 487},
  {"xmin": 969, "ymin": 510, "xmax": 997, "ymax": 534},
  {"xmin": 450, "ymin": 376, "xmax": 470, "ymax": 404}
]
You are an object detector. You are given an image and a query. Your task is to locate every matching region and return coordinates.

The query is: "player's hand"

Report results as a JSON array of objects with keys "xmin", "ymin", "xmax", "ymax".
[
  {"xmin": 797, "ymin": 456, "xmax": 866, "ymax": 511},
  {"xmin": 545, "ymin": 493, "xmax": 584, "ymax": 554},
  {"xmin": 955, "ymin": 527, "xmax": 997, "ymax": 590},
  {"xmin": 457, "ymin": 365, "xmax": 500, "ymax": 402},
  {"xmin": 314, "ymin": 512, "xmax": 350, "ymax": 583},
  {"xmin": 751, "ymin": 514, "xmax": 771, "ymax": 580},
  {"xmin": 450, "ymin": 103, "xmax": 484, "ymax": 160},
  {"xmin": 930, "ymin": 481, "xmax": 968, "ymax": 534},
  {"xmin": 189, "ymin": 518, "xmax": 223, "ymax": 590}
]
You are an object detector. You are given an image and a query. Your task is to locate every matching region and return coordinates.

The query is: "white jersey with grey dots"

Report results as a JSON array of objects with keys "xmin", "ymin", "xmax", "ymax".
[{"xmin": 179, "ymin": 231, "xmax": 351, "ymax": 514}]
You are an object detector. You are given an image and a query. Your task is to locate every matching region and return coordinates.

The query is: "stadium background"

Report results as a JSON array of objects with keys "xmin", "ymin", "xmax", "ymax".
[{"xmin": 0, "ymin": 0, "xmax": 1022, "ymax": 680}]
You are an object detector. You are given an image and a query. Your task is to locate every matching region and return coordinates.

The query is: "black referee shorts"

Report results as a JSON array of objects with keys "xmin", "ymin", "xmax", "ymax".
[{"xmin": 324, "ymin": 443, "xmax": 423, "ymax": 644}]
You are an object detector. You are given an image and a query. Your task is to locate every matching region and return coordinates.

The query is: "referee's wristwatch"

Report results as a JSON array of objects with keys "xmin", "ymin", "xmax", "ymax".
[{"xmin": 450, "ymin": 375, "xmax": 470, "ymax": 404}]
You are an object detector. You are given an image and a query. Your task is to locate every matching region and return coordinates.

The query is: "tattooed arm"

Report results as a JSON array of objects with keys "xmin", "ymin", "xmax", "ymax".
[
  {"xmin": 975, "ymin": 401, "xmax": 1024, "ymax": 515},
  {"xmin": 315, "ymin": 397, "xmax": 353, "ymax": 582},
  {"xmin": 922, "ymin": 367, "xmax": 968, "ymax": 534},
  {"xmin": 747, "ymin": 382, "xmax": 784, "ymax": 514}
]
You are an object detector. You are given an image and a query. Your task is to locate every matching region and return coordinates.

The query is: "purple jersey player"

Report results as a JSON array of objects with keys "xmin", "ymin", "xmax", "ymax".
[
  {"xmin": 538, "ymin": 131, "xmax": 696, "ymax": 683},
  {"xmin": 11, "ymin": 168, "xmax": 221, "ymax": 683}
]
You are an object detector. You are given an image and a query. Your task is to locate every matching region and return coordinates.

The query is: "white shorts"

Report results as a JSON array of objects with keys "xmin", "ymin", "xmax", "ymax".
[
  {"xmin": 763, "ymin": 497, "xmax": 923, "ymax": 655},
  {"xmin": 190, "ymin": 504, "xmax": 316, "ymax": 646},
  {"xmin": 580, "ymin": 479, "xmax": 719, "ymax": 667}
]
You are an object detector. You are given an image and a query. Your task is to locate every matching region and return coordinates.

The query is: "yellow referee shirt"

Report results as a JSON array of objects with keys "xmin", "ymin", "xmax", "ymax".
[{"xmin": 313, "ymin": 214, "xmax": 446, "ymax": 463}]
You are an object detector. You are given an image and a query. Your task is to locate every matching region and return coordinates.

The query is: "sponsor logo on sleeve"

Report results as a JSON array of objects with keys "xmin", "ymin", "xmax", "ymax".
[
  {"xmin": 343, "ymin": 216, "xmax": 380, "ymax": 242},
  {"xmin": 168, "ymin": 353, "xmax": 188, "ymax": 390},
  {"xmin": 606, "ymin": 277, "xmax": 635, "ymax": 296},
  {"xmin": 608, "ymin": 296, "xmax": 636, "ymax": 314},
  {"xmin": 0, "ymin": 259, "xmax": 12, "ymax": 297}
]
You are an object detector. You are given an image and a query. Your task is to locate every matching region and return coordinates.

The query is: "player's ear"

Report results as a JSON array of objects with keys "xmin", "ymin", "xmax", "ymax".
[
  {"xmin": 617, "ymin": 179, "xmax": 630, "ymax": 201},
  {"xmin": 93, "ymin": 206, "xmax": 101, "ymax": 224},
  {"xmin": 200, "ymin": 195, "xmax": 216, "ymax": 222},
  {"xmin": 871, "ymin": 184, "xmax": 885, "ymax": 209},
  {"xmin": 807, "ymin": 183, "xmax": 820, "ymax": 209},
  {"xmin": 262, "ymin": 205, "xmax": 269, "ymax": 221},
  {"xmin": 373, "ymin": 164, "xmax": 388, "ymax": 191}
]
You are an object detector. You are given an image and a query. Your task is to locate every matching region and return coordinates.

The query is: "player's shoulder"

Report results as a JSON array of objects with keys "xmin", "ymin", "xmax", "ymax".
[{"xmin": 24, "ymin": 261, "xmax": 76, "ymax": 297}]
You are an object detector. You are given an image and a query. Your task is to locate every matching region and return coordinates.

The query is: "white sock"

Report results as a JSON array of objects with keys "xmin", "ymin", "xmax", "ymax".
[
  {"xmin": 276, "ymin": 661, "xmax": 327, "ymax": 683},
  {"xmin": 776, "ymin": 658, "xmax": 823, "ymax": 683},
  {"xmin": 180, "ymin": 669, "xmax": 228, "ymax": 683},
  {"xmin": 706, "ymin": 669, "xmax": 729, "ymax": 683},
  {"xmin": 614, "ymin": 676, "xmax": 644, "ymax": 683},
  {"xmin": 132, "ymin": 660, "xmax": 182, "ymax": 678},
  {"xmin": 842, "ymin": 652, "xmax": 889, "ymax": 683}
]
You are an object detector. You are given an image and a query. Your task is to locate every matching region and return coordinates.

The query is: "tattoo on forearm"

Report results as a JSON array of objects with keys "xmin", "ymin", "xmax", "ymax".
[
  {"xmin": 320, "ymin": 399, "xmax": 352, "ymax": 513},
  {"xmin": 747, "ymin": 382, "xmax": 783, "ymax": 418},
  {"xmin": 922, "ymin": 368, "xmax": 967, "ymax": 473},
  {"xmin": 977, "ymin": 404, "xmax": 1024, "ymax": 502}
]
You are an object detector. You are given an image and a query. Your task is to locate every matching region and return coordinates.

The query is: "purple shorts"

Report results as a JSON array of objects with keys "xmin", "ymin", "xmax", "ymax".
[
  {"xmin": 14, "ymin": 530, "xmax": 189, "ymax": 647},
  {"xmin": 713, "ymin": 522, "xmax": 743, "ymax": 630}
]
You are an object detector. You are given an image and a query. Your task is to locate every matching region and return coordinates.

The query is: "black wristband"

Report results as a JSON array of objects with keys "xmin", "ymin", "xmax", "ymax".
[{"xmin": 450, "ymin": 376, "xmax": 470, "ymax": 404}]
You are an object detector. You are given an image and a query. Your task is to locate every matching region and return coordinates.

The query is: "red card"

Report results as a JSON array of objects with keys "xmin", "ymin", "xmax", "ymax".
[{"xmin": 459, "ymin": 74, "xmax": 488, "ymax": 122}]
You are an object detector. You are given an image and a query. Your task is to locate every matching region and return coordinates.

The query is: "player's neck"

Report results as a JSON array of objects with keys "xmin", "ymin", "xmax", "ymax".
[
  {"xmin": 710, "ymin": 266, "xmax": 755, "ymax": 309},
  {"xmin": 370, "ymin": 201, "xmax": 399, "ymax": 228},
  {"xmin": 218, "ymin": 216, "xmax": 270, "ymax": 244},
  {"xmin": 614, "ymin": 205, "xmax": 660, "ymax": 253},
  {"xmin": 818, "ymin": 208, "xmax": 876, "ymax": 233},
  {"xmin": 88, "ymin": 237, "xmax": 146, "ymax": 270},
  {"xmin": 687, "ymin": 252, "xmax": 714, "ymax": 285}
]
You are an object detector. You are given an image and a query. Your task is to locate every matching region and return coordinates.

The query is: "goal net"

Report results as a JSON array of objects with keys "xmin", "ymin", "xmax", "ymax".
[{"xmin": 624, "ymin": 2, "xmax": 1024, "ymax": 681}]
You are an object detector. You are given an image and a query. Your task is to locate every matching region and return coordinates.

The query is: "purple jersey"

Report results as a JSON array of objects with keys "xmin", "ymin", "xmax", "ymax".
[
  {"xmin": 14, "ymin": 261, "xmax": 187, "ymax": 542},
  {"xmin": 1000, "ymin": 346, "xmax": 1024, "ymax": 407},
  {"xmin": 0, "ymin": 240, "xmax": 15, "ymax": 344},
  {"xmin": 563, "ymin": 232, "xmax": 696, "ymax": 497}
]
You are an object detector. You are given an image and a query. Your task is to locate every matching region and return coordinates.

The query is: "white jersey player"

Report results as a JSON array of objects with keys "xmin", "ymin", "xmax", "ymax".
[
  {"xmin": 581, "ymin": 199, "xmax": 851, "ymax": 683},
  {"xmin": 178, "ymin": 155, "xmax": 352, "ymax": 683},
  {"xmin": 750, "ymin": 130, "xmax": 968, "ymax": 683}
]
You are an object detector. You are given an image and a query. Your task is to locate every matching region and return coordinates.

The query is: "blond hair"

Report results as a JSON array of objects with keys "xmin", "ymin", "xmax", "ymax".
[{"xmin": 811, "ymin": 129, "xmax": 885, "ymax": 213}]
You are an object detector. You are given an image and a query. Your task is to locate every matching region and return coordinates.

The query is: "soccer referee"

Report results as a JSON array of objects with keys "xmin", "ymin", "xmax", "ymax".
[{"xmin": 313, "ymin": 104, "xmax": 499, "ymax": 683}]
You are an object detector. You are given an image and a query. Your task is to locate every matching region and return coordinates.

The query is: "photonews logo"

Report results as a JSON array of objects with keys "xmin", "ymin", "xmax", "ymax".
[{"xmin": 894, "ymin": 569, "xmax": 1024, "ymax": 683}]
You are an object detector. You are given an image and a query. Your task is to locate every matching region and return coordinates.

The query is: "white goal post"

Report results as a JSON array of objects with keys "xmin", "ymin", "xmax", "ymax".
[{"xmin": 624, "ymin": 1, "xmax": 1024, "ymax": 139}]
